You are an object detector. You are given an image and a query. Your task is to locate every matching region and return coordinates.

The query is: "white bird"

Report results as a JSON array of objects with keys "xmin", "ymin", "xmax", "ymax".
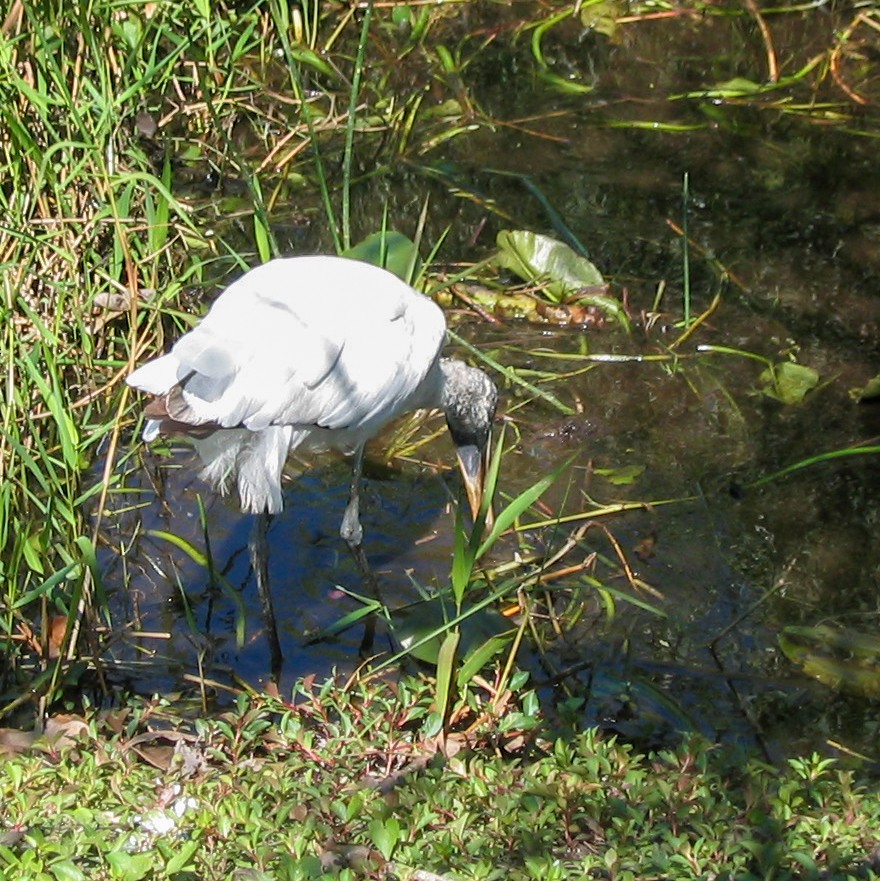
[{"xmin": 127, "ymin": 255, "xmax": 498, "ymax": 563}]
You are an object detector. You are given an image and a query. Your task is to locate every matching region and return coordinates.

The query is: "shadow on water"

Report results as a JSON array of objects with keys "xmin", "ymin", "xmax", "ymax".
[{"xmin": 97, "ymin": 5, "xmax": 880, "ymax": 757}]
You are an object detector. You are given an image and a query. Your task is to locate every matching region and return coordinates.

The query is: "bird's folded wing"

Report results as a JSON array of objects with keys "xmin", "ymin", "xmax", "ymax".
[{"xmin": 140, "ymin": 267, "xmax": 447, "ymax": 435}]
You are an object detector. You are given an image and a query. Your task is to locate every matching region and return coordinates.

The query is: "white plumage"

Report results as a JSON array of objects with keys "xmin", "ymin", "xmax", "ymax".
[{"xmin": 127, "ymin": 256, "xmax": 497, "ymax": 533}]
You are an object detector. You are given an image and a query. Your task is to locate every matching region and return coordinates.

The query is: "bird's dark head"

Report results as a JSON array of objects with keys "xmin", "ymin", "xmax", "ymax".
[{"xmin": 439, "ymin": 359, "xmax": 498, "ymax": 520}]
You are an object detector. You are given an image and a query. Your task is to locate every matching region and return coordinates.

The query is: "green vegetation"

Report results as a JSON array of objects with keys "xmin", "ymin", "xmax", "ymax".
[
  {"xmin": 2, "ymin": 0, "xmax": 880, "ymax": 876},
  {"xmin": 2, "ymin": 680, "xmax": 879, "ymax": 881}
]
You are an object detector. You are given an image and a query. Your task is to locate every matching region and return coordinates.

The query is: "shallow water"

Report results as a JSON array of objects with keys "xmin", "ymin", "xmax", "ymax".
[{"xmin": 100, "ymin": 5, "xmax": 880, "ymax": 757}]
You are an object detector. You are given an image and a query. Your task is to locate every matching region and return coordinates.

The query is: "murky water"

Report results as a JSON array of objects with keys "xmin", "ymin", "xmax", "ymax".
[{"xmin": 99, "ymin": 6, "xmax": 880, "ymax": 757}]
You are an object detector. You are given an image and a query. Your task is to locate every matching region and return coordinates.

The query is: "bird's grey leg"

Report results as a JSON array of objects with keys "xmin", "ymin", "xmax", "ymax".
[
  {"xmin": 340, "ymin": 444, "xmax": 365, "ymax": 549},
  {"xmin": 340, "ymin": 445, "xmax": 382, "ymax": 607},
  {"xmin": 249, "ymin": 510, "xmax": 283, "ymax": 677}
]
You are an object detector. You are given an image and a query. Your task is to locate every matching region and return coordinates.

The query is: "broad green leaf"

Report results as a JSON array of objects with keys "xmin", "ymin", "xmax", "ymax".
[
  {"xmin": 759, "ymin": 361, "xmax": 819, "ymax": 404},
  {"xmin": 496, "ymin": 230, "xmax": 604, "ymax": 302},
  {"xmin": 343, "ymin": 231, "xmax": 421, "ymax": 282}
]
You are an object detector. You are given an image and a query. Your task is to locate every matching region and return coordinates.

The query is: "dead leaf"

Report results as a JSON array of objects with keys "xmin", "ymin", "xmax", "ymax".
[
  {"xmin": 0, "ymin": 728, "xmax": 38, "ymax": 756},
  {"xmin": 44, "ymin": 714, "xmax": 89, "ymax": 749}
]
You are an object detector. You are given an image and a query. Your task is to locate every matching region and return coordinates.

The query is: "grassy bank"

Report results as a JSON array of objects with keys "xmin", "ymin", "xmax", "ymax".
[{"xmin": 2, "ymin": 679, "xmax": 879, "ymax": 881}]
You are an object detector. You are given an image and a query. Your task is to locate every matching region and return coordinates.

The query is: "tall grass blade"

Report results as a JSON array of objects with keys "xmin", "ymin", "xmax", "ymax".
[{"xmin": 341, "ymin": 0, "xmax": 374, "ymax": 250}]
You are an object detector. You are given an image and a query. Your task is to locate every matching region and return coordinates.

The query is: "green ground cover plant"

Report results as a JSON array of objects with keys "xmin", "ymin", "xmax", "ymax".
[
  {"xmin": 2, "ymin": 1, "xmax": 880, "ymax": 876},
  {"xmin": 2, "ymin": 679, "xmax": 879, "ymax": 881}
]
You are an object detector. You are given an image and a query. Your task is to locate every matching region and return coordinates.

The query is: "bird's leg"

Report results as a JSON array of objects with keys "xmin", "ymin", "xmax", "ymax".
[
  {"xmin": 340, "ymin": 445, "xmax": 382, "ymax": 607},
  {"xmin": 249, "ymin": 510, "xmax": 283, "ymax": 678},
  {"xmin": 340, "ymin": 444, "xmax": 365, "ymax": 550}
]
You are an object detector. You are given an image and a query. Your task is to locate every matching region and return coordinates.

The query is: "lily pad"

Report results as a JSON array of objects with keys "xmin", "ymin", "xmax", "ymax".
[
  {"xmin": 495, "ymin": 230, "xmax": 604, "ymax": 302},
  {"xmin": 759, "ymin": 361, "xmax": 819, "ymax": 405},
  {"xmin": 494, "ymin": 231, "xmax": 630, "ymax": 330}
]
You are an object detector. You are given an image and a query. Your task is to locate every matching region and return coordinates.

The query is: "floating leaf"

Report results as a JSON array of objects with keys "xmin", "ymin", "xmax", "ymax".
[
  {"xmin": 579, "ymin": 0, "xmax": 621, "ymax": 38},
  {"xmin": 851, "ymin": 372, "xmax": 880, "ymax": 402},
  {"xmin": 594, "ymin": 464, "xmax": 646, "ymax": 486},
  {"xmin": 494, "ymin": 231, "xmax": 630, "ymax": 330},
  {"xmin": 759, "ymin": 361, "xmax": 819, "ymax": 404},
  {"xmin": 495, "ymin": 230, "xmax": 604, "ymax": 300},
  {"xmin": 780, "ymin": 625, "xmax": 880, "ymax": 697}
]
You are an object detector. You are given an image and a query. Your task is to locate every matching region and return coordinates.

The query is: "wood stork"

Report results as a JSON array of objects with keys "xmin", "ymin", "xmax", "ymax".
[{"xmin": 127, "ymin": 255, "xmax": 498, "ymax": 617}]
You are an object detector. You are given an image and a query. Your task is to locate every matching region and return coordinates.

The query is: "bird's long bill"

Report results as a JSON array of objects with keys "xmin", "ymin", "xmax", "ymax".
[{"xmin": 455, "ymin": 442, "xmax": 490, "ymax": 523}]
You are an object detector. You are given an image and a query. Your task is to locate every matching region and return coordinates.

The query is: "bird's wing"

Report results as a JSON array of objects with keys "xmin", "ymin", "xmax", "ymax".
[{"xmin": 131, "ymin": 257, "xmax": 447, "ymax": 436}]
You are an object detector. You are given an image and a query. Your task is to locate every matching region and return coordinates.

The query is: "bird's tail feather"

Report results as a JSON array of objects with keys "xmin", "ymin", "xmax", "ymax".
[
  {"xmin": 192, "ymin": 426, "xmax": 299, "ymax": 514},
  {"xmin": 127, "ymin": 355, "xmax": 180, "ymax": 395}
]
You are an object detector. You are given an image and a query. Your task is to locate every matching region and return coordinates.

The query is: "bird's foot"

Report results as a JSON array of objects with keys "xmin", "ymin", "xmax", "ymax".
[{"xmin": 339, "ymin": 497, "xmax": 363, "ymax": 548}]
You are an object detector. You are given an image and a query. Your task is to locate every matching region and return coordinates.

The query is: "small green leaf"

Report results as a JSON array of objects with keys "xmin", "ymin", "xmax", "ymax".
[
  {"xmin": 289, "ymin": 46, "xmax": 337, "ymax": 79},
  {"xmin": 593, "ymin": 464, "xmax": 646, "ymax": 486},
  {"xmin": 50, "ymin": 860, "xmax": 87, "ymax": 881},
  {"xmin": 368, "ymin": 817, "xmax": 400, "ymax": 861},
  {"xmin": 12, "ymin": 563, "xmax": 78, "ymax": 609},
  {"xmin": 390, "ymin": 4, "xmax": 411, "ymax": 27},
  {"xmin": 687, "ymin": 77, "xmax": 764, "ymax": 98},
  {"xmin": 851, "ymin": 372, "xmax": 880, "ymax": 402},
  {"xmin": 343, "ymin": 231, "xmax": 421, "ymax": 282},
  {"xmin": 433, "ymin": 628, "xmax": 460, "ymax": 724},
  {"xmin": 457, "ymin": 633, "xmax": 510, "ymax": 688},
  {"xmin": 434, "ymin": 44, "xmax": 456, "ymax": 73},
  {"xmin": 106, "ymin": 851, "xmax": 153, "ymax": 881},
  {"xmin": 146, "ymin": 530, "xmax": 208, "ymax": 566},
  {"xmin": 164, "ymin": 838, "xmax": 200, "ymax": 874},
  {"xmin": 537, "ymin": 70, "xmax": 594, "ymax": 95}
]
